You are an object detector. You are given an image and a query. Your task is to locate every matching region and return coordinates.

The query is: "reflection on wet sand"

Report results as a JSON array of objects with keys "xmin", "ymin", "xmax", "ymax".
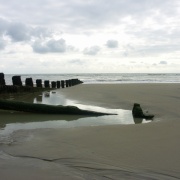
[
  {"xmin": 133, "ymin": 117, "xmax": 143, "ymax": 124},
  {"xmin": 133, "ymin": 117, "xmax": 153, "ymax": 124},
  {"xmin": 0, "ymin": 89, "xmax": 153, "ymax": 137},
  {"xmin": 36, "ymin": 95, "xmax": 42, "ymax": 102},
  {"xmin": 0, "ymin": 110, "xmax": 85, "ymax": 125},
  {"xmin": 34, "ymin": 91, "xmax": 69, "ymax": 106}
]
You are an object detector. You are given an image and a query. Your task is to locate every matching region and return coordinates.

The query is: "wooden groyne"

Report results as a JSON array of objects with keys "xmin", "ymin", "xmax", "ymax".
[{"xmin": 0, "ymin": 73, "xmax": 83, "ymax": 94}]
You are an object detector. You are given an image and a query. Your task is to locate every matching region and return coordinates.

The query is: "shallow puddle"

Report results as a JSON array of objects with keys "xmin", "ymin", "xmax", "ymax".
[{"xmin": 0, "ymin": 90, "xmax": 153, "ymax": 139}]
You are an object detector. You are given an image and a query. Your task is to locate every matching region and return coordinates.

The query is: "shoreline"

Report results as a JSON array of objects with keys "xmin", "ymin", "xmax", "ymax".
[{"xmin": 0, "ymin": 83, "xmax": 180, "ymax": 179}]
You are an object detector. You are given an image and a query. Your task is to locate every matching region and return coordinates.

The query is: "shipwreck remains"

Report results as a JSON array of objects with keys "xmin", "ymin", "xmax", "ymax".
[
  {"xmin": 0, "ymin": 99, "xmax": 114, "ymax": 116},
  {"xmin": 132, "ymin": 103, "xmax": 154, "ymax": 119}
]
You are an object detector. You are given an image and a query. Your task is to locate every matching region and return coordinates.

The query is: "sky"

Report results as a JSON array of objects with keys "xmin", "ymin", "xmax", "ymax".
[{"xmin": 0, "ymin": 0, "xmax": 180, "ymax": 74}]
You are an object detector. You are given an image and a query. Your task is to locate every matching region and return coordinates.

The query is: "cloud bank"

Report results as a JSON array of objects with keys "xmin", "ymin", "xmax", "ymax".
[
  {"xmin": 83, "ymin": 46, "xmax": 100, "ymax": 55},
  {"xmin": 32, "ymin": 39, "xmax": 67, "ymax": 54},
  {"xmin": 0, "ymin": 0, "xmax": 180, "ymax": 73},
  {"xmin": 106, "ymin": 40, "xmax": 118, "ymax": 48}
]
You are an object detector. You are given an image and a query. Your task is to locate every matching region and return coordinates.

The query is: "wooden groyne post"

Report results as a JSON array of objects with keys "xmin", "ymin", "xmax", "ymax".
[
  {"xmin": 0, "ymin": 72, "xmax": 84, "ymax": 94},
  {"xmin": 51, "ymin": 81, "xmax": 57, "ymax": 88},
  {"xmin": 25, "ymin": 78, "xmax": 33, "ymax": 87},
  {"xmin": 44, "ymin": 80, "xmax": 50, "ymax": 88},
  {"xmin": 65, "ymin": 80, "xmax": 69, "ymax": 87},
  {"xmin": 61, "ymin": 80, "xmax": 65, "ymax": 88},
  {"xmin": 36, "ymin": 79, "xmax": 42, "ymax": 88},
  {"xmin": 0, "ymin": 73, "xmax": 5, "ymax": 85},
  {"xmin": 12, "ymin": 76, "xmax": 22, "ymax": 86},
  {"xmin": 68, "ymin": 79, "xmax": 72, "ymax": 87},
  {"xmin": 57, "ymin": 81, "xmax": 60, "ymax": 88}
]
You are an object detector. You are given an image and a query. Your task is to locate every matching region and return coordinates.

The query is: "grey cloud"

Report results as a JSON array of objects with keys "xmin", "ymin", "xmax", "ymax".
[
  {"xmin": 83, "ymin": 46, "xmax": 100, "ymax": 55},
  {"xmin": 0, "ymin": 38, "xmax": 6, "ymax": 50},
  {"xmin": 123, "ymin": 44, "xmax": 180, "ymax": 57},
  {"xmin": 66, "ymin": 45, "xmax": 78, "ymax": 52},
  {"xmin": 0, "ymin": 18, "xmax": 8, "ymax": 35},
  {"xmin": 0, "ymin": 18, "xmax": 31, "ymax": 41},
  {"xmin": 159, "ymin": 61, "xmax": 167, "ymax": 65},
  {"xmin": 68, "ymin": 59, "xmax": 85, "ymax": 65},
  {"xmin": 0, "ymin": 0, "xmax": 178, "ymax": 30},
  {"xmin": 106, "ymin": 40, "xmax": 118, "ymax": 48},
  {"xmin": 123, "ymin": 52, "xmax": 128, "ymax": 57},
  {"xmin": 32, "ymin": 39, "xmax": 67, "ymax": 54},
  {"xmin": 7, "ymin": 22, "xmax": 30, "ymax": 42},
  {"xmin": 31, "ymin": 27, "xmax": 53, "ymax": 39},
  {"xmin": 0, "ymin": 18, "xmax": 52, "ymax": 42},
  {"xmin": 127, "ymin": 27, "xmax": 180, "ymax": 46},
  {"xmin": 0, "ymin": 0, "xmax": 180, "ymax": 62},
  {"xmin": 130, "ymin": 61, "xmax": 136, "ymax": 64},
  {"xmin": 139, "ymin": 45, "xmax": 180, "ymax": 55}
]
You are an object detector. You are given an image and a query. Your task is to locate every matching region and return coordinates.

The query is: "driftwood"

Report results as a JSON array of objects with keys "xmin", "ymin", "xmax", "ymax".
[{"xmin": 0, "ymin": 99, "xmax": 115, "ymax": 116}]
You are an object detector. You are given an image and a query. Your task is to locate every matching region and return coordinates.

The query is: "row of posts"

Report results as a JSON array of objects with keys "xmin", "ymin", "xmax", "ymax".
[
  {"xmin": 0, "ymin": 73, "xmax": 83, "ymax": 89},
  {"xmin": 36, "ymin": 79, "xmax": 83, "ymax": 88}
]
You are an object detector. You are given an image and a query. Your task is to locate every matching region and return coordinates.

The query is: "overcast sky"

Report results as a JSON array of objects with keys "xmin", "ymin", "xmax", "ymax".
[{"xmin": 0, "ymin": 0, "xmax": 180, "ymax": 73}]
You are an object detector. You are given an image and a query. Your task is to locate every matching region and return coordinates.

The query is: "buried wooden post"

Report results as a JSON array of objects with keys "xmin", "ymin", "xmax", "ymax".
[
  {"xmin": 61, "ymin": 80, "xmax": 65, "ymax": 88},
  {"xmin": 0, "ymin": 73, "xmax": 5, "ymax": 86},
  {"xmin": 0, "ymin": 85, "xmax": 5, "ymax": 93},
  {"xmin": 65, "ymin": 80, "xmax": 69, "ymax": 87},
  {"xmin": 71, "ymin": 79, "xmax": 75, "ymax": 86},
  {"xmin": 78, "ymin": 79, "xmax": 83, "ymax": 84},
  {"xmin": 44, "ymin": 80, "xmax": 50, "ymax": 88},
  {"xmin": 57, "ymin": 81, "xmax": 60, "ymax": 88},
  {"xmin": 69, "ymin": 79, "xmax": 72, "ymax": 87},
  {"xmin": 25, "ymin": 78, "xmax": 33, "ymax": 87},
  {"xmin": 36, "ymin": 79, "xmax": 42, "ymax": 88},
  {"xmin": 75, "ymin": 79, "xmax": 79, "ymax": 85},
  {"xmin": 12, "ymin": 76, "xmax": 22, "ymax": 86},
  {"xmin": 51, "ymin": 81, "xmax": 56, "ymax": 88}
]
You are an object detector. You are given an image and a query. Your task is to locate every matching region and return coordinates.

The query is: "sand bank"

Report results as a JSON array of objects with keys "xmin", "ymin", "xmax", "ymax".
[{"xmin": 0, "ymin": 83, "xmax": 180, "ymax": 179}]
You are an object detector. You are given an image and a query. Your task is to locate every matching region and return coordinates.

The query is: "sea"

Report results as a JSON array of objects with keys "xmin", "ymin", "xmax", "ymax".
[{"xmin": 3, "ymin": 73, "xmax": 180, "ymax": 85}]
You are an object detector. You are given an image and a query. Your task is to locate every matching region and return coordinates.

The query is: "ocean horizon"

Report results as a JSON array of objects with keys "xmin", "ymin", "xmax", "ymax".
[{"xmin": 3, "ymin": 73, "xmax": 180, "ymax": 85}]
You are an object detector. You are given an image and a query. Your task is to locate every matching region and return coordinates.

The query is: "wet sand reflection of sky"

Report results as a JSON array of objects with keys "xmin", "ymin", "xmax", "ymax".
[{"xmin": 0, "ymin": 90, "xmax": 152, "ymax": 140}]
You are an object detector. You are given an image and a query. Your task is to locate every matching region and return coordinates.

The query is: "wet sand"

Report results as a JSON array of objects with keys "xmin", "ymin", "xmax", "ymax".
[{"xmin": 0, "ymin": 83, "xmax": 180, "ymax": 179}]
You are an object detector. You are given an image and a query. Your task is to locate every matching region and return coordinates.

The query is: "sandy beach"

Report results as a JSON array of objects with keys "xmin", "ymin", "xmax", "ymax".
[{"xmin": 0, "ymin": 83, "xmax": 180, "ymax": 179}]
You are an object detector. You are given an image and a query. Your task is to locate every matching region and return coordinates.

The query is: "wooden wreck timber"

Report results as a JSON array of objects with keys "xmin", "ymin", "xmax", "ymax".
[
  {"xmin": 132, "ymin": 103, "xmax": 154, "ymax": 119},
  {"xmin": 0, "ymin": 99, "xmax": 115, "ymax": 116}
]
